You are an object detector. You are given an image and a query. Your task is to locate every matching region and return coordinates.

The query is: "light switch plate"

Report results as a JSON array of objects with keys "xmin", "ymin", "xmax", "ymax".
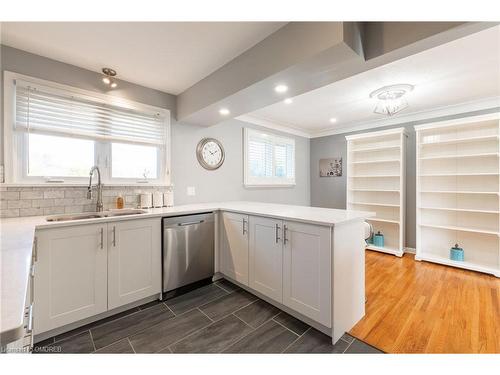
[{"xmin": 187, "ymin": 186, "xmax": 196, "ymax": 196}]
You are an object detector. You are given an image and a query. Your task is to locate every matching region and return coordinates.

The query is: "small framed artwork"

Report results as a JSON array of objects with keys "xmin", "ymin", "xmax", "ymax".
[{"xmin": 319, "ymin": 157, "xmax": 342, "ymax": 177}]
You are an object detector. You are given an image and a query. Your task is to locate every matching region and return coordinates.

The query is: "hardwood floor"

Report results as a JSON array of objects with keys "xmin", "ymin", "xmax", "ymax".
[{"xmin": 350, "ymin": 250, "xmax": 500, "ymax": 353}]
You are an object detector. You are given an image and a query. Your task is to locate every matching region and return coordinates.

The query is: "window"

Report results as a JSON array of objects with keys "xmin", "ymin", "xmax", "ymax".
[
  {"xmin": 244, "ymin": 128, "xmax": 295, "ymax": 186},
  {"xmin": 27, "ymin": 133, "xmax": 94, "ymax": 177},
  {"xmin": 111, "ymin": 143, "xmax": 158, "ymax": 179},
  {"xmin": 4, "ymin": 72, "xmax": 170, "ymax": 184}
]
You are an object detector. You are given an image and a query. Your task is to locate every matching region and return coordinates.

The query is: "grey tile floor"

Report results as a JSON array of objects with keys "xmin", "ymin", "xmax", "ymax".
[{"xmin": 34, "ymin": 279, "xmax": 383, "ymax": 354}]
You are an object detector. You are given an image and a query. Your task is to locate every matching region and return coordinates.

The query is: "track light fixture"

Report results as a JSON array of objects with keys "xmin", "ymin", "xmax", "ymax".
[{"xmin": 102, "ymin": 68, "xmax": 117, "ymax": 89}]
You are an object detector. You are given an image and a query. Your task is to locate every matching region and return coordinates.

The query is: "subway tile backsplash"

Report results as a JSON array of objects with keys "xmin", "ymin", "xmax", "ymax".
[{"xmin": 0, "ymin": 185, "xmax": 172, "ymax": 218}]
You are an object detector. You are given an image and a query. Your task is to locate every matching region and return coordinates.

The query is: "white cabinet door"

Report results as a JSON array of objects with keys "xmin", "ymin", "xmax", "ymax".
[
  {"xmin": 34, "ymin": 223, "xmax": 107, "ymax": 334},
  {"xmin": 249, "ymin": 216, "xmax": 283, "ymax": 302},
  {"xmin": 107, "ymin": 218, "xmax": 161, "ymax": 310},
  {"xmin": 220, "ymin": 212, "xmax": 249, "ymax": 285},
  {"xmin": 283, "ymin": 221, "xmax": 332, "ymax": 327}
]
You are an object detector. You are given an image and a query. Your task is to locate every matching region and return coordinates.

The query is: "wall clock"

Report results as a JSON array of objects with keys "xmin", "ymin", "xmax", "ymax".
[{"xmin": 196, "ymin": 138, "xmax": 225, "ymax": 170}]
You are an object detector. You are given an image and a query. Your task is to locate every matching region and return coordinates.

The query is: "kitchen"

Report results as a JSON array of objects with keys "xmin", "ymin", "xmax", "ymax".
[{"xmin": 0, "ymin": 3, "xmax": 499, "ymax": 373}]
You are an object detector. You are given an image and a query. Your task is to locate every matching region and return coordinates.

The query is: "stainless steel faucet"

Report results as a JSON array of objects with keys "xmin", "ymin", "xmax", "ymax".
[{"xmin": 87, "ymin": 166, "xmax": 103, "ymax": 212}]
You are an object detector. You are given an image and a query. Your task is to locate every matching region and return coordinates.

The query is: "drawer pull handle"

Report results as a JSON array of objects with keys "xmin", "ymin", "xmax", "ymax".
[
  {"xmin": 178, "ymin": 220, "xmax": 204, "ymax": 226},
  {"xmin": 275, "ymin": 224, "xmax": 281, "ymax": 243}
]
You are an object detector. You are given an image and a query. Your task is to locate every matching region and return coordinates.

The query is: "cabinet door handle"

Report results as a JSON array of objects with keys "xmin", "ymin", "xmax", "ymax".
[
  {"xmin": 24, "ymin": 305, "xmax": 33, "ymax": 334},
  {"xmin": 242, "ymin": 218, "xmax": 247, "ymax": 235},
  {"xmin": 283, "ymin": 225, "xmax": 289, "ymax": 244},
  {"xmin": 275, "ymin": 224, "xmax": 281, "ymax": 243},
  {"xmin": 99, "ymin": 228, "xmax": 104, "ymax": 249},
  {"xmin": 30, "ymin": 264, "xmax": 35, "ymax": 304},
  {"xmin": 112, "ymin": 226, "xmax": 116, "ymax": 247}
]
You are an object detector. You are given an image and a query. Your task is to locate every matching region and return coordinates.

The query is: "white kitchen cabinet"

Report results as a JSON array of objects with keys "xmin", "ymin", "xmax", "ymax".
[
  {"xmin": 34, "ymin": 223, "xmax": 108, "ymax": 334},
  {"xmin": 220, "ymin": 212, "xmax": 249, "ymax": 285},
  {"xmin": 249, "ymin": 216, "xmax": 283, "ymax": 302},
  {"xmin": 34, "ymin": 218, "xmax": 161, "ymax": 335},
  {"xmin": 107, "ymin": 218, "xmax": 161, "ymax": 309},
  {"xmin": 282, "ymin": 221, "xmax": 332, "ymax": 327}
]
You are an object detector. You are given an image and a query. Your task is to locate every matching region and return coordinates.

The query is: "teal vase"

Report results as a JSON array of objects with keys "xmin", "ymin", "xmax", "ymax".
[
  {"xmin": 373, "ymin": 231, "xmax": 384, "ymax": 247},
  {"xmin": 450, "ymin": 244, "xmax": 464, "ymax": 261}
]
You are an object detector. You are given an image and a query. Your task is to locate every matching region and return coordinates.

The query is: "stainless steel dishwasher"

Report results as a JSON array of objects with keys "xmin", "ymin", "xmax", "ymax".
[{"xmin": 162, "ymin": 212, "xmax": 214, "ymax": 293}]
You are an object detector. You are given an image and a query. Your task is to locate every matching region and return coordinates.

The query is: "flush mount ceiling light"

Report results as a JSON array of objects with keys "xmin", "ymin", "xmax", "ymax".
[
  {"xmin": 369, "ymin": 84, "xmax": 414, "ymax": 116},
  {"xmin": 219, "ymin": 108, "xmax": 230, "ymax": 116},
  {"xmin": 102, "ymin": 68, "xmax": 118, "ymax": 88},
  {"xmin": 274, "ymin": 84, "xmax": 288, "ymax": 93},
  {"xmin": 329, "ymin": 117, "xmax": 337, "ymax": 123}
]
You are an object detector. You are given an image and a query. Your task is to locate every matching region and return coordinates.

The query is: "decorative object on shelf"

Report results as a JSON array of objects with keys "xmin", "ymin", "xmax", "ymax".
[
  {"xmin": 450, "ymin": 243, "xmax": 464, "ymax": 262},
  {"xmin": 319, "ymin": 157, "xmax": 342, "ymax": 177},
  {"xmin": 369, "ymin": 84, "xmax": 414, "ymax": 116},
  {"xmin": 116, "ymin": 194, "xmax": 124, "ymax": 209},
  {"xmin": 196, "ymin": 138, "xmax": 225, "ymax": 170},
  {"xmin": 101, "ymin": 67, "xmax": 118, "ymax": 88},
  {"xmin": 364, "ymin": 222, "xmax": 374, "ymax": 244},
  {"xmin": 373, "ymin": 231, "xmax": 384, "ymax": 248},
  {"xmin": 153, "ymin": 191, "xmax": 163, "ymax": 208},
  {"xmin": 140, "ymin": 193, "xmax": 152, "ymax": 208},
  {"xmin": 163, "ymin": 191, "xmax": 174, "ymax": 207}
]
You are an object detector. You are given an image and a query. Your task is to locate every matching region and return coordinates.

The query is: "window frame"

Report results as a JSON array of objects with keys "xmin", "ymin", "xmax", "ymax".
[
  {"xmin": 243, "ymin": 127, "xmax": 296, "ymax": 187},
  {"xmin": 3, "ymin": 71, "xmax": 171, "ymax": 186}
]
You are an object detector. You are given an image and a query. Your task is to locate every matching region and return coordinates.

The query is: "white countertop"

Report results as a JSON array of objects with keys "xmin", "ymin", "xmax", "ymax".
[{"xmin": 0, "ymin": 201, "xmax": 373, "ymax": 343}]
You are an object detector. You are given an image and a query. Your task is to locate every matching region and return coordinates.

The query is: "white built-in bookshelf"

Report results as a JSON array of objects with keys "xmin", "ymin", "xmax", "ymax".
[
  {"xmin": 415, "ymin": 113, "xmax": 500, "ymax": 278},
  {"xmin": 346, "ymin": 128, "xmax": 407, "ymax": 257}
]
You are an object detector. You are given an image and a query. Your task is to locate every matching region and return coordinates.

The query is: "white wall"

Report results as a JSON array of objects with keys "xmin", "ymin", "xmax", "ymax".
[{"xmin": 171, "ymin": 119, "xmax": 310, "ymax": 206}]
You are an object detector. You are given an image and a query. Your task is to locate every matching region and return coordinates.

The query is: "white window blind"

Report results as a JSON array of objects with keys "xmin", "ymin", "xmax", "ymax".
[
  {"xmin": 15, "ymin": 80, "xmax": 166, "ymax": 145},
  {"xmin": 244, "ymin": 128, "xmax": 295, "ymax": 186}
]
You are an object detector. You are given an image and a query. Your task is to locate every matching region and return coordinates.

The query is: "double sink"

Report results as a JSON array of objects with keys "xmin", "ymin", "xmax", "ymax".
[{"xmin": 46, "ymin": 208, "xmax": 148, "ymax": 222}]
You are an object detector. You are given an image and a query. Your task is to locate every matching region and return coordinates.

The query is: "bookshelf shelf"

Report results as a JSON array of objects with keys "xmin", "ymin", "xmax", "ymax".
[
  {"xmin": 415, "ymin": 113, "xmax": 500, "ymax": 277},
  {"xmin": 346, "ymin": 128, "xmax": 406, "ymax": 257}
]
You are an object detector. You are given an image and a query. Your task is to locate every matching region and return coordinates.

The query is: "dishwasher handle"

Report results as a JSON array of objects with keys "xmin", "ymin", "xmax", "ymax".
[{"xmin": 178, "ymin": 220, "xmax": 205, "ymax": 226}]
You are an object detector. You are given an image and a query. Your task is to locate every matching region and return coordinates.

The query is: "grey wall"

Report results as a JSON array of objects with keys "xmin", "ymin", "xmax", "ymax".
[
  {"xmin": 171, "ymin": 119, "xmax": 310, "ymax": 206},
  {"xmin": 310, "ymin": 107, "xmax": 500, "ymax": 248},
  {"xmin": 0, "ymin": 45, "xmax": 311, "ymax": 207}
]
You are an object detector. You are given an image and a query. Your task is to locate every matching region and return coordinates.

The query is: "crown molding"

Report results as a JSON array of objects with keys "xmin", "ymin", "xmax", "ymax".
[
  {"xmin": 311, "ymin": 96, "xmax": 500, "ymax": 138},
  {"xmin": 236, "ymin": 114, "xmax": 312, "ymax": 138},
  {"xmin": 238, "ymin": 96, "xmax": 500, "ymax": 140}
]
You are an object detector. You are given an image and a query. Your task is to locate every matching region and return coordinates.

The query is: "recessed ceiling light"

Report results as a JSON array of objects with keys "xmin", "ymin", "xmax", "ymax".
[
  {"xmin": 284, "ymin": 98, "xmax": 293, "ymax": 104},
  {"xmin": 329, "ymin": 118, "xmax": 337, "ymax": 123},
  {"xmin": 219, "ymin": 108, "xmax": 230, "ymax": 116},
  {"xmin": 274, "ymin": 84, "xmax": 288, "ymax": 93}
]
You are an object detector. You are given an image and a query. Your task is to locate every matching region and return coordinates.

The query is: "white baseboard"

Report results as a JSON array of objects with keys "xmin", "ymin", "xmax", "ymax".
[{"xmin": 404, "ymin": 247, "xmax": 416, "ymax": 254}]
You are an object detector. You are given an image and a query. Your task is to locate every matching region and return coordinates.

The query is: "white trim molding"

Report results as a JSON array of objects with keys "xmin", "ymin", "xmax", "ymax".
[
  {"xmin": 238, "ymin": 96, "xmax": 500, "ymax": 139},
  {"xmin": 237, "ymin": 114, "xmax": 312, "ymax": 139}
]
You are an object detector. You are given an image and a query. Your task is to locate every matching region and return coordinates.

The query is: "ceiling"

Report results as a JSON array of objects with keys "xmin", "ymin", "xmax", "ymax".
[
  {"xmin": 244, "ymin": 25, "xmax": 500, "ymax": 137},
  {"xmin": 0, "ymin": 22, "xmax": 286, "ymax": 94}
]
